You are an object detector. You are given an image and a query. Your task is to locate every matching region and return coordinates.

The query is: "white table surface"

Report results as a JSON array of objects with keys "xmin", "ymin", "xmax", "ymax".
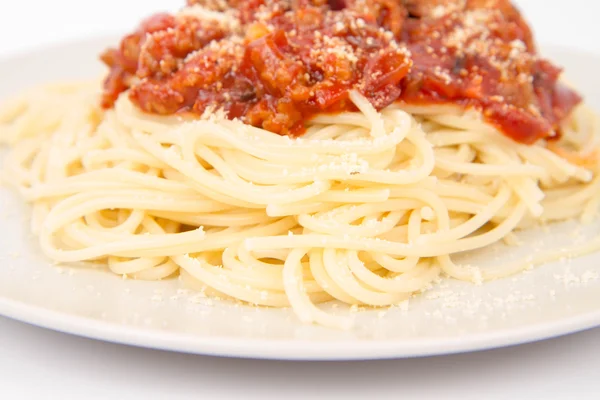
[{"xmin": 1, "ymin": 1, "xmax": 600, "ymax": 398}]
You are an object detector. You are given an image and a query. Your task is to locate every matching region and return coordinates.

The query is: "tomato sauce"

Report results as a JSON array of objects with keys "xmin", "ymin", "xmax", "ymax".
[{"xmin": 101, "ymin": 0, "xmax": 581, "ymax": 144}]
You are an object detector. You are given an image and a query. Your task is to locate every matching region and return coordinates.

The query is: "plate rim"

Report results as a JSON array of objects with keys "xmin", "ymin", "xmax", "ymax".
[
  {"xmin": 1, "ymin": 294, "xmax": 599, "ymax": 360},
  {"xmin": 2, "ymin": 35, "xmax": 600, "ymax": 361}
]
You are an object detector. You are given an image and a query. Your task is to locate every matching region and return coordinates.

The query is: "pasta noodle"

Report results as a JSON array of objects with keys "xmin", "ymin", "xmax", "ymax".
[{"xmin": 2, "ymin": 81, "xmax": 599, "ymax": 328}]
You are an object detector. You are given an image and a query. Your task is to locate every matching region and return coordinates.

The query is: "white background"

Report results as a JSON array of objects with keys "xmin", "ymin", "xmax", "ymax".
[{"xmin": 1, "ymin": 1, "xmax": 600, "ymax": 398}]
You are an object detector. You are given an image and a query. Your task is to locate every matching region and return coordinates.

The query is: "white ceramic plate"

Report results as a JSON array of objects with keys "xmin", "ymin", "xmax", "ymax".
[{"xmin": 2, "ymin": 37, "xmax": 600, "ymax": 360}]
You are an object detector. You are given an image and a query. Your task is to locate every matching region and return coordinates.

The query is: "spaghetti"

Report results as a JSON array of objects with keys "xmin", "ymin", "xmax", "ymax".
[{"xmin": 1, "ymin": 0, "xmax": 600, "ymax": 328}]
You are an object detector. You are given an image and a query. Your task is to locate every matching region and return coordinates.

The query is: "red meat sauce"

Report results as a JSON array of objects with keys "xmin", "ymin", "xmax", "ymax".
[{"xmin": 100, "ymin": 0, "xmax": 581, "ymax": 144}]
